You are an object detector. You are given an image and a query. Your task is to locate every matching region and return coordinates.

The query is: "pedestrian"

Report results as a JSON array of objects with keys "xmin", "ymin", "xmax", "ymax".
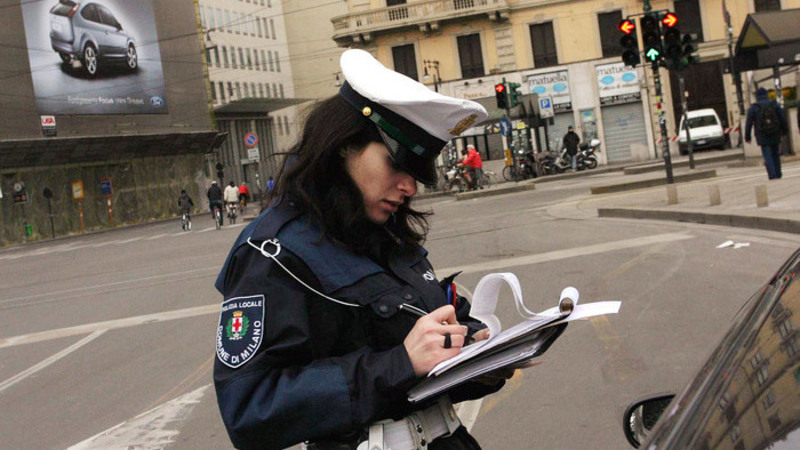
[
  {"xmin": 213, "ymin": 49, "xmax": 519, "ymax": 450},
  {"xmin": 459, "ymin": 144, "xmax": 483, "ymax": 190},
  {"xmin": 745, "ymin": 87, "xmax": 788, "ymax": 180},
  {"xmin": 562, "ymin": 125, "xmax": 581, "ymax": 171},
  {"xmin": 266, "ymin": 175, "xmax": 274, "ymax": 194}
]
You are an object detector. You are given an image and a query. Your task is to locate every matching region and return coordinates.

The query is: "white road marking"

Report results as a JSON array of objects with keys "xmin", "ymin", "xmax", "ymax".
[
  {"xmin": 438, "ymin": 232, "xmax": 693, "ymax": 275},
  {"xmin": 146, "ymin": 233, "xmax": 170, "ymax": 241},
  {"xmin": 116, "ymin": 237, "xmax": 143, "ymax": 244},
  {"xmin": 0, "ymin": 329, "xmax": 106, "ymax": 392},
  {"xmin": 0, "ymin": 304, "xmax": 219, "ymax": 349},
  {"xmin": 68, "ymin": 385, "xmax": 210, "ymax": 450},
  {"xmin": 0, "ymin": 266, "xmax": 219, "ymax": 306}
]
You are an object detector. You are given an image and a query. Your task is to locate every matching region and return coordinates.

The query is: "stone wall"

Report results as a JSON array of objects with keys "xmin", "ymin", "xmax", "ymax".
[{"xmin": 0, "ymin": 154, "xmax": 207, "ymax": 246}]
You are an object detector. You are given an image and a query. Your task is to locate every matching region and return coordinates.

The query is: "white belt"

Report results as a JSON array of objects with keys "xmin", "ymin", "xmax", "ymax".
[{"xmin": 357, "ymin": 397, "xmax": 461, "ymax": 450}]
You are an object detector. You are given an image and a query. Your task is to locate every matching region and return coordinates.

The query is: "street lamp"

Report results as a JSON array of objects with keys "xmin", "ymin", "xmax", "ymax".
[{"xmin": 422, "ymin": 59, "xmax": 440, "ymax": 92}]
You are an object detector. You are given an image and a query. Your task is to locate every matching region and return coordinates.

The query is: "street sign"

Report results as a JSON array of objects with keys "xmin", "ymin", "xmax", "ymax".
[
  {"xmin": 538, "ymin": 96, "xmax": 554, "ymax": 119},
  {"xmin": 13, "ymin": 181, "xmax": 27, "ymax": 204},
  {"xmin": 72, "ymin": 180, "xmax": 84, "ymax": 201},
  {"xmin": 100, "ymin": 178, "xmax": 113, "ymax": 197},
  {"xmin": 247, "ymin": 147, "xmax": 260, "ymax": 162},
  {"xmin": 499, "ymin": 118, "xmax": 511, "ymax": 136},
  {"xmin": 244, "ymin": 132, "xmax": 258, "ymax": 148}
]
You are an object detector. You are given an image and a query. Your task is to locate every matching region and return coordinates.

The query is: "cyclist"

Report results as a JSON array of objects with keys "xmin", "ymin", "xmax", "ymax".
[
  {"xmin": 223, "ymin": 181, "xmax": 240, "ymax": 218},
  {"xmin": 460, "ymin": 144, "xmax": 484, "ymax": 190},
  {"xmin": 207, "ymin": 181, "xmax": 223, "ymax": 222},
  {"xmin": 178, "ymin": 189, "xmax": 194, "ymax": 218},
  {"xmin": 238, "ymin": 181, "xmax": 250, "ymax": 213}
]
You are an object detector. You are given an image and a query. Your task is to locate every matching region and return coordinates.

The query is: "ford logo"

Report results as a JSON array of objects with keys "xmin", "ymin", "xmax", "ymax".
[{"xmin": 150, "ymin": 96, "xmax": 164, "ymax": 107}]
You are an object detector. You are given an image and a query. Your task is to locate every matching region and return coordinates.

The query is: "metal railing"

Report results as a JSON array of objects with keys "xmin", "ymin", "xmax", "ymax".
[{"xmin": 332, "ymin": 0, "xmax": 509, "ymax": 37}]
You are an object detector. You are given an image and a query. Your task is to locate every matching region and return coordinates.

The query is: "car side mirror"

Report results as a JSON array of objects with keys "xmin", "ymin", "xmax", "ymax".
[{"xmin": 623, "ymin": 394, "xmax": 675, "ymax": 448}]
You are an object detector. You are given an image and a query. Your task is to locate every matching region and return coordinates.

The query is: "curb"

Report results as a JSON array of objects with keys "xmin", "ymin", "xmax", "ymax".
[
  {"xmin": 623, "ymin": 152, "xmax": 744, "ymax": 175},
  {"xmin": 590, "ymin": 169, "xmax": 717, "ymax": 195},
  {"xmin": 598, "ymin": 208, "xmax": 800, "ymax": 235},
  {"xmin": 454, "ymin": 180, "xmax": 535, "ymax": 200}
]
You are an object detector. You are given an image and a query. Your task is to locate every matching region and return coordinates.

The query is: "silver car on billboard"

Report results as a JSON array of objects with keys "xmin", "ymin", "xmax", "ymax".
[{"xmin": 49, "ymin": 0, "xmax": 137, "ymax": 77}]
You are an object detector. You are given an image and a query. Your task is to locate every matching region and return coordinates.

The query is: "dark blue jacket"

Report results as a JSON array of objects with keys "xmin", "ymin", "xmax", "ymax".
[
  {"xmin": 213, "ymin": 200, "xmax": 500, "ymax": 449},
  {"xmin": 745, "ymin": 90, "xmax": 788, "ymax": 146}
]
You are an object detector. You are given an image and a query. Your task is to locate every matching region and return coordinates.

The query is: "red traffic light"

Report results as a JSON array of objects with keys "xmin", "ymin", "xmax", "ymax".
[
  {"xmin": 494, "ymin": 83, "xmax": 506, "ymax": 93},
  {"xmin": 618, "ymin": 19, "xmax": 635, "ymax": 34},
  {"xmin": 662, "ymin": 13, "xmax": 678, "ymax": 28}
]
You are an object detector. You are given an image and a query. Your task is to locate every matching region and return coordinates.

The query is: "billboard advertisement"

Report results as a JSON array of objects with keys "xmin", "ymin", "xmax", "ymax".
[{"xmin": 20, "ymin": 0, "xmax": 168, "ymax": 114}]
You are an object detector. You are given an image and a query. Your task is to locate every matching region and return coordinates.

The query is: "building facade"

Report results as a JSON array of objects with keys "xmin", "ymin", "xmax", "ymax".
[
  {"xmin": 330, "ymin": 0, "xmax": 799, "ymax": 165},
  {"xmin": 0, "ymin": 0, "xmax": 222, "ymax": 245},
  {"xmin": 198, "ymin": 0, "xmax": 300, "ymax": 191}
]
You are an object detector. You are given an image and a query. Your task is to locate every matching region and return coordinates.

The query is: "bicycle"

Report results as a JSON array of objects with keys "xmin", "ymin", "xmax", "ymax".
[
  {"xmin": 213, "ymin": 204, "xmax": 223, "ymax": 230},
  {"xmin": 181, "ymin": 211, "xmax": 192, "ymax": 231},
  {"xmin": 226, "ymin": 202, "xmax": 238, "ymax": 225}
]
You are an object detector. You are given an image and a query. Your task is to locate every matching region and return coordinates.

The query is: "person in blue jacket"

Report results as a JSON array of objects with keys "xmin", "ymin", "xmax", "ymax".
[
  {"xmin": 213, "ymin": 49, "xmax": 517, "ymax": 450},
  {"xmin": 745, "ymin": 87, "xmax": 788, "ymax": 179}
]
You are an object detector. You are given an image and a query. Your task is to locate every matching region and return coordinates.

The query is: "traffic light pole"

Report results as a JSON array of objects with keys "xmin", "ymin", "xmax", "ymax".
[
  {"xmin": 651, "ymin": 63, "xmax": 674, "ymax": 184},
  {"xmin": 678, "ymin": 75, "xmax": 695, "ymax": 169}
]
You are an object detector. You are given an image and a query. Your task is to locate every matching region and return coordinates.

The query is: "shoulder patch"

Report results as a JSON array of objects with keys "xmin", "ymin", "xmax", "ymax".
[{"xmin": 216, "ymin": 295, "xmax": 265, "ymax": 369}]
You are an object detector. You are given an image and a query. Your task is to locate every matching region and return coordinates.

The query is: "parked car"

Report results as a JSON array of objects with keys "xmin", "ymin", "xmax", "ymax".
[
  {"xmin": 678, "ymin": 108, "xmax": 727, "ymax": 155},
  {"xmin": 623, "ymin": 248, "xmax": 800, "ymax": 448},
  {"xmin": 49, "ymin": 0, "xmax": 137, "ymax": 77}
]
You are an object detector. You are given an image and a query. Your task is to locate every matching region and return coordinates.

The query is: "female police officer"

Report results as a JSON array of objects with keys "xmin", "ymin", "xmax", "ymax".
[{"xmin": 214, "ymin": 49, "xmax": 511, "ymax": 450}]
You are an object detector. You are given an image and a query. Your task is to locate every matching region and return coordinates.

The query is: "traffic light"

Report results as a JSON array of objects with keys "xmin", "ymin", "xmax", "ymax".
[
  {"xmin": 661, "ymin": 13, "xmax": 682, "ymax": 70},
  {"xmin": 508, "ymin": 82, "xmax": 522, "ymax": 107},
  {"xmin": 681, "ymin": 33, "xmax": 698, "ymax": 67},
  {"xmin": 640, "ymin": 14, "xmax": 663, "ymax": 64},
  {"xmin": 495, "ymin": 82, "xmax": 508, "ymax": 109},
  {"xmin": 618, "ymin": 18, "xmax": 640, "ymax": 67},
  {"xmin": 215, "ymin": 162, "xmax": 224, "ymax": 181}
]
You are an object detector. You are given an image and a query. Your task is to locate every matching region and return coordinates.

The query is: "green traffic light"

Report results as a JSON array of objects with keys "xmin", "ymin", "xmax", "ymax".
[{"xmin": 646, "ymin": 48, "xmax": 661, "ymax": 62}]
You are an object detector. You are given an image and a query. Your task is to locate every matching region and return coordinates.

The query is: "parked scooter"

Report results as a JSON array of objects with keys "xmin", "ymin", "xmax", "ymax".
[{"xmin": 576, "ymin": 138, "xmax": 601, "ymax": 170}]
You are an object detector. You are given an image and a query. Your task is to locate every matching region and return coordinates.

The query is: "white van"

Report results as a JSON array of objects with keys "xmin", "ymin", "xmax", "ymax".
[{"xmin": 678, "ymin": 108, "xmax": 727, "ymax": 155}]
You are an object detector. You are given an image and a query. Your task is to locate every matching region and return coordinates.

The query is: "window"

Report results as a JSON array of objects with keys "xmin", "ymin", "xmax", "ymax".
[
  {"xmin": 277, "ymin": 116, "xmax": 283, "ymax": 136},
  {"xmin": 268, "ymin": 51, "xmax": 274, "ymax": 71},
  {"xmin": 259, "ymin": 84, "xmax": 264, "ymax": 97},
  {"xmin": 776, "ymin": 317, "xmax": 792, "ymax": 338},
  {"xmin": 227, "ymin": 82, "xmax": 233, "ymax": 100},
  {"xmin": 213, "ymin": 47, "xmax": 220, "ymax": 67},
  {"xmin": 275, "ymin": 51, "xmax": 281, "ymax": 72},
  {"xmin": 230, "ymin": 46, "xmax": 237, "ymax": 68},
  {"xmin": 263, "ymin": 18, "xmax": 269, "ymax": 39},
  {"xmin": 225, "ymin": 11, "xmax": 232, "ymax": 32},
  {"xmin": 392, "ymin": 44, "xmax": 418, "ymax": 81},
  {"xmin": 206, "ymin": 7, "xmax": 215, "ymax": 29},
  {"xmin": 222, "ymin": 47, "xmax": 229, "ymax": 68},
  {"xmin": 284, "ymin": 116, "xmax": 290, "ymax": 136},
  {"xmin": 270, "ymin": 19, "xmax": 276, "ymax": 39},
  {"xmin": 755, "ymin": 364, "xmax": 769, "ymax": 387},
  {"xmin": 762, "ymin": 390, "xmax": 776, "ymax": 410},
  {"xmin": 199, "ymin": 7, "xmax": 206, "ymax": 28},
  {"xmin": 755, "ymin": 0, "xmax": 781, "ymax": 12},
  {"xmin": 239, "ymin": 48, "xmax": 245, "ymax": 69},
  {"xmin": 257, "ymin": 17, "xmax": 263, "ymax": 37},
  {"xmin": 216, "ymin": 9, "xmax": 224, "ymax": 31},
  {"xmin": 236, "ymin": 82, "xmax": 242, "ymax": 99},
  {"xmin": 246, "ymin": 49, "xmax": 253, "ymax": 69},
  {"xmin": 598, "ymin": 11, "xmax": 623, "ymax": 58},
  {"xmin": 387, "ymin": 0, "xmax": 408, "ymax": 21},
  {"xmin": 251, "ymin": 83, "xmax": 256, "ymax": 97},
  {"xmin": 457, "ymin": 34, "xmax": 484, "ymax": 78},
  {"xmin": 280, "ymin": 84, "xmax": 285, "ymax": 98},
  {"xmin": 254, "ymin": 51, "xmax": 260, "ymax": 70},
  {"xmin": 674, "ymin": 0, "xmax": 704, "ymax": 42},
  {"xmin": 244, "ymin": 83, "xmax": 250, "ymax": 98},
  {"xmin": 530, "ymin": 22, "xmax": 557, "ymax": 68},
  {"xmin": 784, "ymin": 336, "xmax": 799, "ymax": 358},
  {"xmin": 261, "ymin": 50, "xmax": 267, "ymax": 70},
  {"xmin": 219, "ymin": 82, "xmax": 226, "ymax": 102},
  {"xmin": 266, "ymin": 84, "xmax": 271, "ymax": 97},
  {"xmin": 454, "ymin": 0, "xmax": 475, "ymax": 9},
  {"xmin": 211, "ymin": 82, "xmax": 217, "ymax": 102}
]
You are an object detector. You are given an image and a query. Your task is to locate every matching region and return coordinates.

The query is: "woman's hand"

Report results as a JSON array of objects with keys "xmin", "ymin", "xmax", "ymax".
[{"xmin": 403, "ymin": 305, "xmax": 469, "ymax": 377}]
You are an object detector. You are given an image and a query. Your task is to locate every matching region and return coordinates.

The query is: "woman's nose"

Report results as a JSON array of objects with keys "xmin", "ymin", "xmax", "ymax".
[{"xmin": 398, "ymin": 173, "xmax": 417, "ymax": 197}]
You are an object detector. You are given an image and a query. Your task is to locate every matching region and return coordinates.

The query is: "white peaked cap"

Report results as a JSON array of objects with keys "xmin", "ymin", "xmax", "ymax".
[{"xmin": 339, "ymin": 49, "xmax": 487, "ymax": 185}]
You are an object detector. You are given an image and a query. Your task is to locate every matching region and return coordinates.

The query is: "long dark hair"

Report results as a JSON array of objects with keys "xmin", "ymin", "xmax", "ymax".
[{"xmin": 269, "ymin": 95, "xmax": 431, "ymax": 253}]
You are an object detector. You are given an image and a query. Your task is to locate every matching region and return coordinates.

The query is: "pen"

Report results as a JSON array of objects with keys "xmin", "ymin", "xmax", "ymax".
[{"xmin": 398, "ymin": 303, "xmax": 428, "ymax": 318}]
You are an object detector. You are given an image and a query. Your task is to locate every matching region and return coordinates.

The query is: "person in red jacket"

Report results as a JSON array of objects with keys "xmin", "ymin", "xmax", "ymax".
[
  {"xmin": 460, "ymin": 144, "xmax": 483, "ymax": 190},
  {"xmin": 238, "ymin": 182, "xmax": 250, "ymax": 212}
]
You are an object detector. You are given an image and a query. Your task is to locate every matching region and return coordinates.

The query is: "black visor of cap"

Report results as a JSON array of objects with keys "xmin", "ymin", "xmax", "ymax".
[{"xmin": 339, "ymin": 82, "xmax": 445, "ymax": 186}]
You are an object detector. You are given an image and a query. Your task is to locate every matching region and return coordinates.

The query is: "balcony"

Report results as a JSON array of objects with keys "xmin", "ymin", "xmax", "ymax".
[{"xmin": 332, "ymin": 0, "xmax": 510, "ymax": 45}]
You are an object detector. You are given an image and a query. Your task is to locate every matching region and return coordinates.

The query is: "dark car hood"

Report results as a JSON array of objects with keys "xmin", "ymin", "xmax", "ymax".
[{"xmin": 644, "ymin": 248, "xmax": 800, "ymax": 449}]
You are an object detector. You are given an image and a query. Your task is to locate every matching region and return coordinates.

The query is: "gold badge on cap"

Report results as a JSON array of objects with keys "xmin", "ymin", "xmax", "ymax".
[
  {"xmin": 448, "ymin": 114, "xmax": 477, "ymax": 136},
  {"xmin": 362, "ymin": 107, "xmax": 372, "ymax": 116}
]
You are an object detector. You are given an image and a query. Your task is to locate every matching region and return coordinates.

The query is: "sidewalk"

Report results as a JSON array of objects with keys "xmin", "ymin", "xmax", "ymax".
[{"xmin": 448, "ymin": 149, "xmax": 800, "ymax": 235}]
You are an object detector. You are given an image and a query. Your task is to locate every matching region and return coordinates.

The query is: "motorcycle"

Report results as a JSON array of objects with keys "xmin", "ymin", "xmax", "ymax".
[{"xmin": 576, "ymin": 138, "xmax": 601, "ymax": 170}]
